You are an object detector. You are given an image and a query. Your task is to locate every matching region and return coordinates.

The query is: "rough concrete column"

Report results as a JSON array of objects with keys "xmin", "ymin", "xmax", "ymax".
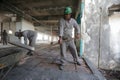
[{"xmin": 84, "ymin": 0, "xmax": 120, "ymax": 70}]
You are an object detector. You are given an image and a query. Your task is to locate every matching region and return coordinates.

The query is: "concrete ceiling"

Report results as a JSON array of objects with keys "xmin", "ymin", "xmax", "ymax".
[
  {"xmin": 0, "ymin": 0, "xmax": 80, "ymax": 26},
  {"xmin": 108, "ymin": 4, "xmax": 120, "ymax": 16}
]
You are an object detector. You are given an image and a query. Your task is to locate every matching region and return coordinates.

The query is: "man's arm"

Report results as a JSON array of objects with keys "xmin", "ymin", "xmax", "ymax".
[
  {"xmin": 58, "ymin": 19, "xmax": 64, "ymax": 44},
  {"xmin": 58, "ymin": 19, "xmax": 64, "ymax": 37}
]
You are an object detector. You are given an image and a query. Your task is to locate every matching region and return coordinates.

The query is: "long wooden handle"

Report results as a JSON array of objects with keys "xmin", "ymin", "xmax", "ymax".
[{"xmin": 8, "ymin": 41, "xmax": 35, "ymax": 51}]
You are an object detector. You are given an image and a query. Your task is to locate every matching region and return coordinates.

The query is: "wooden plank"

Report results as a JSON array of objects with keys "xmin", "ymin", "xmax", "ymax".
[
  {"xmin": 8, "ymin": 41, "xmax": 34, "ymax": 51},
  {"xmin": 83, "ymin": 57, "xmax": 106, "ymax": 80}
]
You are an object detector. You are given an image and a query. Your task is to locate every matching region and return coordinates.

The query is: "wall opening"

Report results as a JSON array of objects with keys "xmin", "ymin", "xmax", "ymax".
[{"xmin": 109, "ymin": 12, "xmax": 120, "ymax": 69}]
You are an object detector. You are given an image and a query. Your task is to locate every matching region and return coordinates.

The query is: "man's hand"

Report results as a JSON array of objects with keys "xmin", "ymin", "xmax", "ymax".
[
  {"xmin": 75, "ymin": 34, "xmax": 80, "ymax": 39},
  {"xmin": 58, "ymin": 37, "xmax": 62, "ymax": 44}
]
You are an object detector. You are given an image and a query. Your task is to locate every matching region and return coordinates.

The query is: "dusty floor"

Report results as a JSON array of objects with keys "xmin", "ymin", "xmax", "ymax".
[{"xmin": 1, "ymin": 44, "xmax": 101, "ymax": 80}]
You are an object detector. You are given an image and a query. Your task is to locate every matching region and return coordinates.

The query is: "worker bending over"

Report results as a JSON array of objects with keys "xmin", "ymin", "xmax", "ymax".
[
  {"xmin": 15, "ymin": 30, "xmax": 37, "ymax": 55},
  {"xmin": 58, "ymin": 7, "xmax": 81, "ymax": 70}
]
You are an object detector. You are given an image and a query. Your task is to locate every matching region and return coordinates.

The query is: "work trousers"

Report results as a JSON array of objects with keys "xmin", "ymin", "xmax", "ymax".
[
  {"xmin": 28, "ymin": 34, "xmax": 37, "ymax": 54},
  {"xmin": 3, "ymin": 37, "xmax": 8, "ymax": 45},
  {"xmin": 28, "ymin": 34, "xmax": 37, "ymax": 47},
  {"xmin": 60, "ymin": 39, "xmax": 79, "ymax": 64}
]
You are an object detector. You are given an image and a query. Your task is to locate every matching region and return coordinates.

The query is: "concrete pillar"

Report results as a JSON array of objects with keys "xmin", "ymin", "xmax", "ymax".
[
  {"xmin": 51, "ymin": 26, "xmax": 53, "ymax": 44},
  {"xmin": 0, "ymin": 23, "xmax": 3, "ymax": 43},
  {"xmin": 76, "ymin": 0, "xmax": 85, "ymax": 56}
]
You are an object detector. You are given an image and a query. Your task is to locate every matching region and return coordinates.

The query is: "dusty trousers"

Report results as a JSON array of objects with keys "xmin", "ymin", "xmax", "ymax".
[
  {"xmin": 60, "ymin": 39, "xmax": 80, "ymax": 64},
  {"xmin": 28, "ymin": 34, "xmax": 37, "ymax": 47},
  {"xmin": 27, "ymin": 33, "xmax": 37, "ymax": 56},
  {"xmin": 3, "ymin": 37, "xmax": 8, "ymax": 45}
]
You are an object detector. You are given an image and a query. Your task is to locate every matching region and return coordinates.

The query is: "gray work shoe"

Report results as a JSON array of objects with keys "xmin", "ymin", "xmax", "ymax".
[
  {"xmin": 59, "ymin": 59, "xmax": 66, "ymax": 70},
  {"xmin": 59, "ymin": 61, "xmax": 65, "ymax": 70},
  {"xmin": 27, "ymin": 51, "xmax": 34, "ymax": 56},
  {"xmin": 59, "ymin": 65, "xmax": 64, "ymax": 70},
  {"xmin": 76, "ymin": 61, "xmax": 81, "ymax": 65},
  {"xmin": 74, "ymin": 59, "xmax": 81, "ymax": 65}
]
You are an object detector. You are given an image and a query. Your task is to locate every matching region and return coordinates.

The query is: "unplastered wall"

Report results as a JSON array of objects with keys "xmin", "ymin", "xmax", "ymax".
[
  {"xmin": 21, "ymin": 19, "xmax": 34, "ymax": 31},
  {"xmin": 16, "ymin": 22, "xmax": 22, "ymax": 32},
  {"xmin": 84, "ymin": 0, "xmax": 120, "ymax": 70},
  {"xmin": 109, "ymin": 13, "xmax": 120, "ymax": 69},
  {"xmin": 16, "ymin": 19, "xmax": 35, "ymax": 32},
  {"xmin": 3, "ymin": 22, "xmax": 16, "ymax": 32}
]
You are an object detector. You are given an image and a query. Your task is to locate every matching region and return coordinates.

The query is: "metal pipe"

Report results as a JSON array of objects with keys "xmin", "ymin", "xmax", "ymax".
[
  {"xmin": 51, "ymin": 26, "xmax": 53, "ymax": 44},
  {"xmin": 98, "ymin": 7, "xmax": 102, "ymax": 68}
]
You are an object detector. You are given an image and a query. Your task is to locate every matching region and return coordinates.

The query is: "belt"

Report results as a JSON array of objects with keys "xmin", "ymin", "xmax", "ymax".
[{"xmin": 62, "ymin": 37, "xmax": 73, "ymax": 41}]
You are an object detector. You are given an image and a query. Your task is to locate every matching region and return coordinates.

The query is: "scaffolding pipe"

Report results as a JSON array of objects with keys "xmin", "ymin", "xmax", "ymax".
[
  {"xmin": 1, "ymin": 23, "xmax": 3, "ymax": 43},
  {"xmin": 98, "ymin": 7, "xmax": 102, "ymax": 68}
]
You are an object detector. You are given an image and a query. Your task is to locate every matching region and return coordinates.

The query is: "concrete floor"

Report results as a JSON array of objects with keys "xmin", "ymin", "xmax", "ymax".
[
  {"xmin": 4, "ymin": 44, "xmax": 99, "ymax": 80},
  {"xmin": 0, "ymin": 43, "xmax": 13, "ymax": 49}
]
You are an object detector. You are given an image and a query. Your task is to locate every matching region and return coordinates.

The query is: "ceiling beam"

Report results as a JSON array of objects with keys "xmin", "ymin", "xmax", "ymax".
[
  {"xmin": 108, "ymin": 4, "xmax": 120, "ymax": 11},
  {"xmin": 32, "ymin": 15, "xmax": 63, "ymax": 20},
  {"xmin": 9, "ymin": 0, "xmax": 73, "ymax": 6},
  {"xmin": 35, "ymin": 20, "xmax": 58, "ymax": 23}
]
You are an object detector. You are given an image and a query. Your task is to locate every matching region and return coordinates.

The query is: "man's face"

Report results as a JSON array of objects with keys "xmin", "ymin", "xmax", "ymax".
[{"xmin": 64, "ymin": 14, "xmax": 71, "ymax": 20}]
